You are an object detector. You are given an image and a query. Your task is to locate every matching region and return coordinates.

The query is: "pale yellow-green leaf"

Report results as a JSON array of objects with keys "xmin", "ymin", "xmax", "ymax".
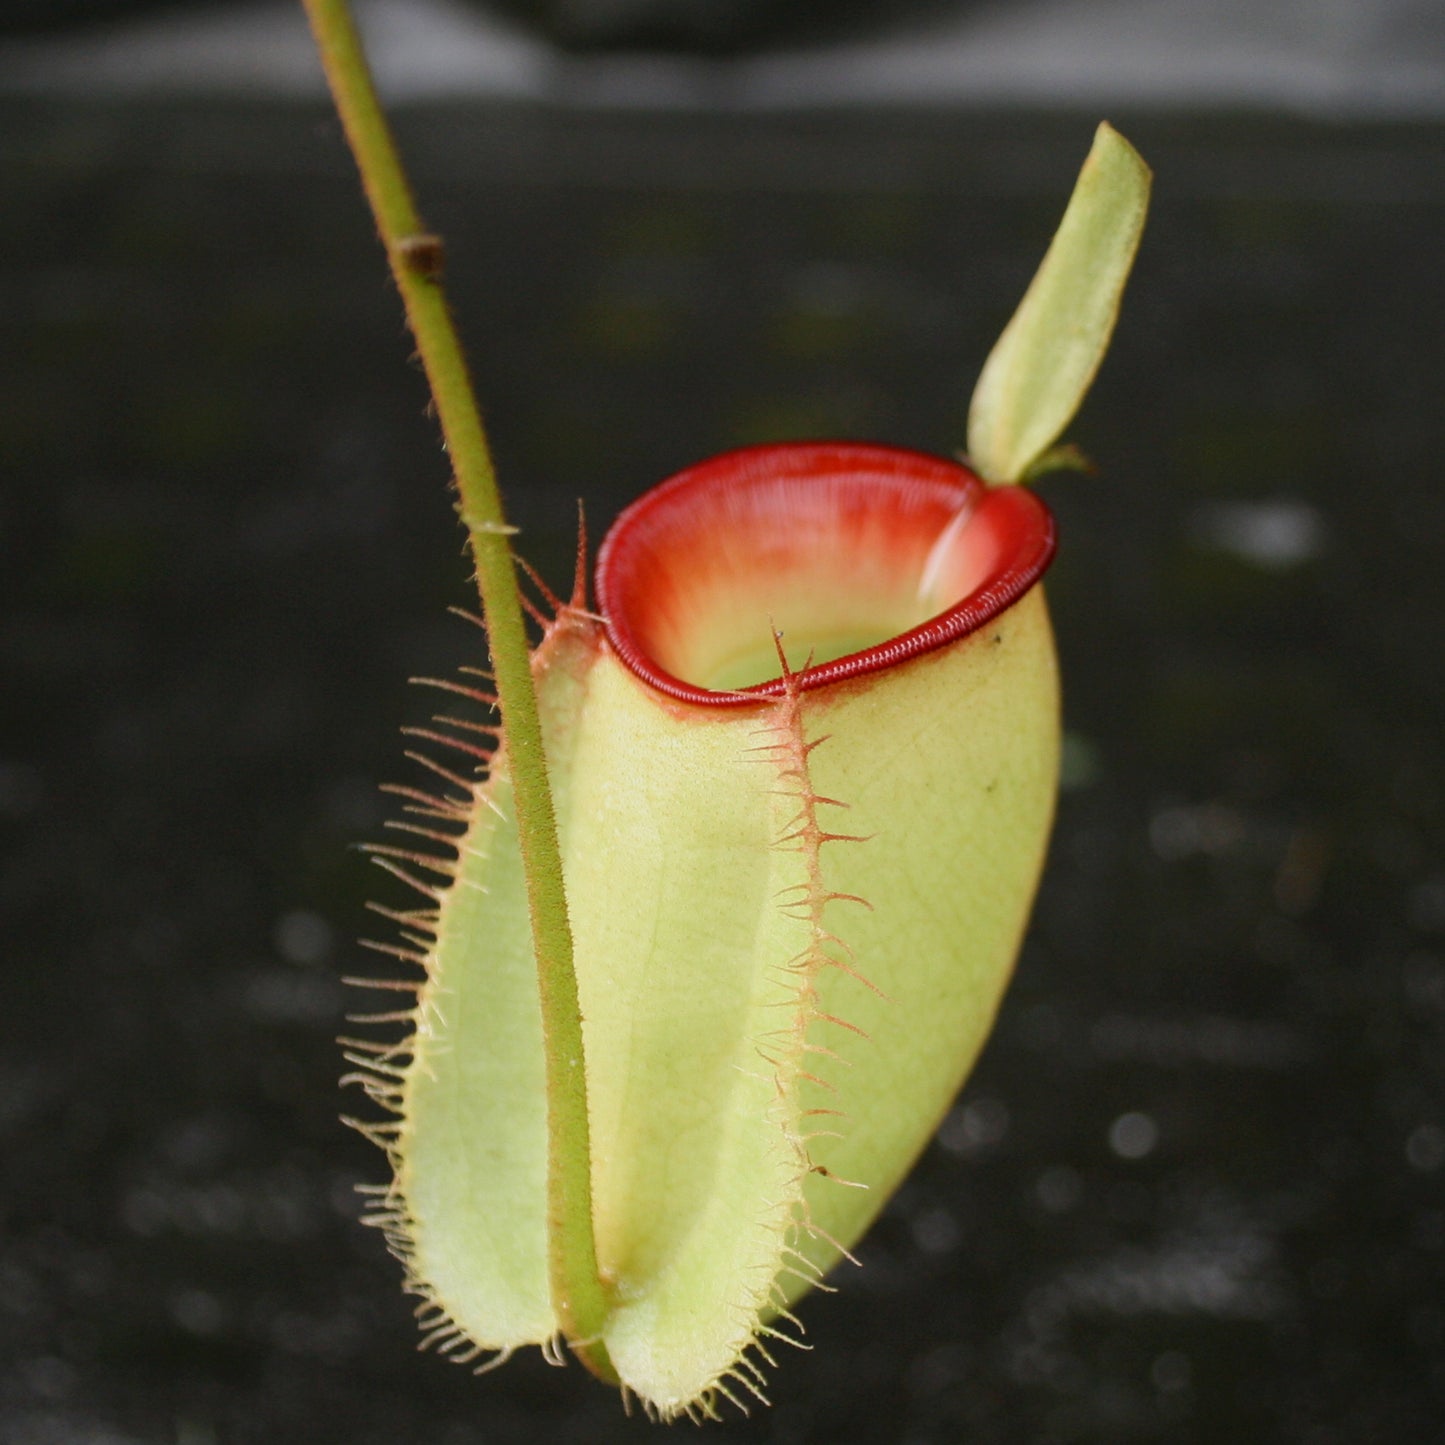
[
  {"xmin": 394, "ymin": 618, "xmax": 818, "ymax": 1413},
  {"xmin": 387, "ymin": 580, "xmax": 1058, "ymax": 1414},
  {"xmin": 967, "ymin": 122, "xmax": 1151, "ymax": 485},
  {"xmin": 787, "ymin": 586, "xmax": 1059, "ymax": 1290}
]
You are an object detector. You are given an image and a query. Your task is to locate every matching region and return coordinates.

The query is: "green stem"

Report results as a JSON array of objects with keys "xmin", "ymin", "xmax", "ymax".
[{"xmin": 300, "ymin": 0, "xmax": 614, "ymax": 1378}]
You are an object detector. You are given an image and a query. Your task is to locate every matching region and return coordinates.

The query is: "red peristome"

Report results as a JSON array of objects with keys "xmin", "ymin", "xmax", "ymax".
[{"xmin": 595, "ymin": 442, "xmax": 1056, "ymax": 708}]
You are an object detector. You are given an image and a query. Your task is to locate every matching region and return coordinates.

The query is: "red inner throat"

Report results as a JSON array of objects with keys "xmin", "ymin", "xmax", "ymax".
[{"xmin": 595, "ymin": 441, "xmax": 1056, "ymax": 707}]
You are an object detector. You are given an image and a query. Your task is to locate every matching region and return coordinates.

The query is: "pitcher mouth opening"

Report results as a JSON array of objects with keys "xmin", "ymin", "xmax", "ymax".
[{"xmin": 595, "ymin": 442, "xmax": 1056, "ymax": 707}]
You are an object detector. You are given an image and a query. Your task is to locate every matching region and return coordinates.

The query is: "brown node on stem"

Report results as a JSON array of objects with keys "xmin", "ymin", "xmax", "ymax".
[{"xmin": 396, "ymin": 231, "xmax": 445, "ymax": 281}]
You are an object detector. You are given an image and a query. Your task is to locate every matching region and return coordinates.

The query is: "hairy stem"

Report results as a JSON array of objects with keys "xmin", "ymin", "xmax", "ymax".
[{"xmin": 300, "ymin": 0, "xmax": 613, "ymax": 1377}]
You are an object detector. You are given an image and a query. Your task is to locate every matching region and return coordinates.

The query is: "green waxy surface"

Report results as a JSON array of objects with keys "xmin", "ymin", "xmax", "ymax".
[
  {"xmin": 395, "ymin": 582, "xmax": 1058, "ymax": 1412},
  {"xmin": 561, "ymin": 655, "xmax": 810, "ymax": 1411},
  {"xmin": 789, "ymin": 586, "xmax": 1059, "ymax": 1287},
  {"xmin": 401, "ymin": 621, "xmax": 601, "ymax": 1355},
  {"xmin": 401, "ymin": 757, "xmax": 553, "ymax": 1351}
]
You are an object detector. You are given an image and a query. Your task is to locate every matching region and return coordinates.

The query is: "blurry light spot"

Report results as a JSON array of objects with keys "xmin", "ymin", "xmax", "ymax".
[
  {"xmin": 170, "ymin": 1288, "xmax": 226, "ymax": 1337},
  {"xmin": 1411, "ymin": 877, "xmax": 1445, "ymax": 933},
  {"xmin": 1090, "ymin": 1012, "xmax": 1307, "ymax": 1070},
  {"xmin": 255, "ymin": 1187, "xmax": 317, "ymax": 1243},
  {"xmin": 1108, "ymin": 1111, "xmax": 1159, "ymax": 1160},
  {"xmin": 21, "ymin": 1355, "xmax": 78, "ymax": 1402},
  {"xmin": 1060, "ymin": 732, "xmax": 1101, "ymax": 790},
  {"xmin": 1404, "ymin": 953, "xmax": 1445, "ymax": 1011},
  {"xmin": 160, "ymin": 1115, "xmax": 233, "ymax": 1172},
  {"xmin": 121, "ymin": 1187, "xmax": 169, "ymax": 1237},
  {"xmin": 1189, "ymin": 499, "xmax": 1327, "ymax": 568},
  {"xmin": 324, "ymin": 775, "xmax": 387, "ymax": 834},
  {"xmin": 1035, "ymin": 1165, "xmax": 1083, "ymax": 1214},
  {"xmin": 0, "ymin": 1263, "xmax": 42, "ymax": 1321},
  {"xmin": 1150, "ymin": 1350, "xmax": 1192, "ymax": 1392},
  {"xmin": 1412, "ymin": 1209, "xmax": 1445, "ymax": 1251},
  {"xmin": 189, "ymin": 1185, "xmax": 245, "ymax": 1235},
  {"xmin": 1149, "ymin": 802, "xmax": 1246, "ymax": 861},
  {"xmin": 274, "ymin": 908, "xmax": 334, "ymax": 966},
  {"xmin": 1406, "ymin": 1124, "xmax": 1445, "ymax": 1173},
  {"xmin": 243, "ymin": 969, "xmax": 340, "ymax": 1027},
  {"xmin": 791, "ymin": 261, "xmax": 868, "ymax": 316},
  {"xmin": 271, "ymin": 1307, "xmax": 363, "ymax": 1362},
  {"xmin": 1372, "ymin": 822, "xmax": 1423, "ymax": 875},
  {"xmin": 937, "ymin": 1097, "xmax": 1010, "ymax": 1155},
  {"xmin": 330, "ymin": 1170, "xmax": 369, "ymax": 1218},
  {"xmin": 911, "ymin": 1206, "xmax": 960, "ymax": 1255},
  {"xmin": 907, "ymin": 1341, "xmax": 970, "ymax": 1398},
  {"xmin": 1272, "ymin": 826, "xmax": 1331, "ymax": 916},
  {"xmin": 1017, "ymin": 1002, "xmax": 1063, "ymax": 1052}
]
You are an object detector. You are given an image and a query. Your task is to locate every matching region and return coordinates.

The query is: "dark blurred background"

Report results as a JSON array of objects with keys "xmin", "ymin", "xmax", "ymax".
[{"xmin": 2, "ymin": 2, "xmax": 1443, "ymax": 1442}]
